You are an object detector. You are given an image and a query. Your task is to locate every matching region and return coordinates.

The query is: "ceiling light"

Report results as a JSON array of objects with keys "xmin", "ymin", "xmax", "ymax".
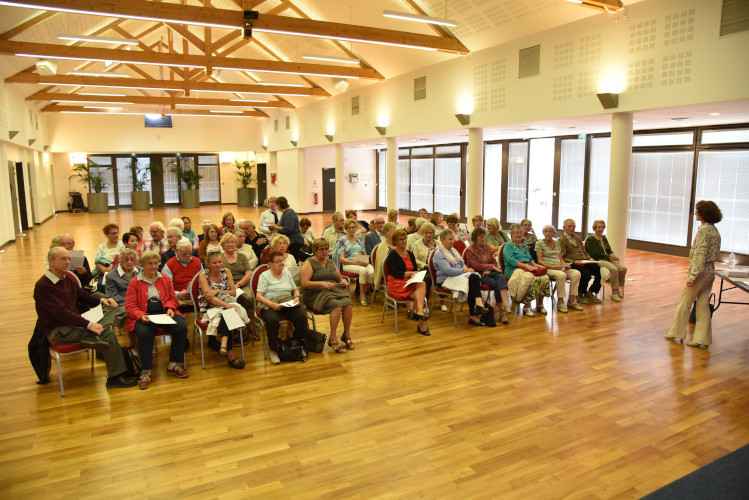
[
  {"xmin": 382, "ymin": 10, "xmax": 457, "ymax": 27},
  {"xmin": 83, "ymin": 106, "xmax": 123, "ymax": 110},
  {"xmin": 0, "ymin": 1, "xmax": 238, "ymax": 29},
  {"xmin": 214, "ymin": 66, "xmax": 358, "ymax": 79},
  {"xmin": 210, "ymin": 110, "xmax": 244, "ymax": 114},
  {"xmin": 230, "ymin": 99, "xmax": 269, "ymax": 103},
  {"xmin": 79, "ymin": 92, "xmax": 126, "ymax": 96},
  {"xmin": 255, "ymin": 82, "xmax": 306, "ymax": 87},
  {"xmin": 68, "ymin": 71, "xmax": 131, "ymax": 78},
  {"xmin": 710, "ymin": 113, "xmax": 721, "ymax": 116},
  {"xmin": 52, "ymin": 100, "xmax": 134, "ymax": 104},
  {"xmin": 58, "ymin": 34, "xmax": 139, "ymax": 45},
  {"xmin": 302, "ymin": 54, "xmax": 360, "ymax": 64},
  {"xmin": 17, "ymin": 53, "xmax": 204, "ymax": 69},
  {"xmin": 252, "ymin": 28, "xmax": 439, "ymax": 52},
  {"xmin": 564, "ymin": 0, "xmax": 584, "ymax": 3}
]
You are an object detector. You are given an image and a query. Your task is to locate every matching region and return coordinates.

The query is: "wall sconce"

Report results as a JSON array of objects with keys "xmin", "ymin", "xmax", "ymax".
[
  {"xmin": 290, "ymin": 140, "xmax": 298, "ymax": 147},
  {"xmin": 9, "ymin": 130, "xmax": 19, "ymax": 139},
  {"xmin": 261, "ymin": 145, "xmax": 268, "ymax": 151},
  {"xmin": 596, "ymin": 93, "xmax": 619, "ymax": 109},
  {"xmin": 325, "ymin": 134, "xmax": 334, "ymax": 142},
  {"xmin": 375, "ymin": 126, "xmax": 387, "ymax": 136},
  {"xmin": 455, "ymin": 114, "xmax": 471, "ymax": 126},
  {"xmin": 28, "ymin": 139, "xmax": 36, "ymax": 146}
]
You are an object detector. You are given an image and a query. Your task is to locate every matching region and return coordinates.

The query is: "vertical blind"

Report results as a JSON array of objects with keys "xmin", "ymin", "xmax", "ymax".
[
  {"xmin": 198, "ymin": 155, "xmax": 220, "ymax": 203},
  {"xmin": 506, "ymin": 142, "xmax": 528, "ymax": 224},
  {"xmin": 587, "ymin": 137, "xmax": 611, "ymax": 227},
  {"xmin": 558, "ymin": 139, "xmax": 585, "ymax": 228},
  {"xmin": 483, "ymin": 143, "xmax": 502, "ymax": 219}
]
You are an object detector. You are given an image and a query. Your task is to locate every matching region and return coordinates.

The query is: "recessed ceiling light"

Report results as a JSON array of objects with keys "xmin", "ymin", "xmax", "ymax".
[{"xmin": 709, "ymin": 112, "xmax": 720, "ymax": 116}]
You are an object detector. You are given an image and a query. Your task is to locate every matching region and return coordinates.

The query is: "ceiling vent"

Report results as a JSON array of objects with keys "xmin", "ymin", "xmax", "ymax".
[
  {"xmin": 518, "ymin": 45, "xmax": 540, "ymax": 79},
  {"xmin": 721, "ymin": 0, "xmax": 749, "ymax": 36},
  {"xmin": 35, "ymin": 59, "xmax": 57, "ymax": 76},
  {"xmin": 351, "ymin": 96, "xmax": 360, "ymax": 115},
  {"xmin": 414, "ymin": 76, "xmax": 426, "ymax": 101},
  {"xmin": 332, "ymin": 77, "xmax": 349, "ymax": 92}
]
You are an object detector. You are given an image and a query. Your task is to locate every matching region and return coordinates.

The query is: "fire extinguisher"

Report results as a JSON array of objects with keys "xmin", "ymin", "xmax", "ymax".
[{"xmin": 313, "ymin": 192, "xmax": 319, "ymax": 205}]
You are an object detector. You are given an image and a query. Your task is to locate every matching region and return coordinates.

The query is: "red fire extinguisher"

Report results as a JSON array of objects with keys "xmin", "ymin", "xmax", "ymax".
[{"xmin": 313, "ymin": 192, "xmax": 319, "ymax": 205}]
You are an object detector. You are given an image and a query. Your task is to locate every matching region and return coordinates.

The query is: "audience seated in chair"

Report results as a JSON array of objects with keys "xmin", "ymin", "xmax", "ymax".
[{"xmin": 384, "ymin": 229, "xmax": 430, "ymax": 336}]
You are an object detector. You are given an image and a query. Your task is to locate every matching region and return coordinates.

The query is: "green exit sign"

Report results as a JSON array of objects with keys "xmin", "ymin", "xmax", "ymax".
[{"xmin": 578, "ymin": 134, "xmax": 587, "ymax": 140}]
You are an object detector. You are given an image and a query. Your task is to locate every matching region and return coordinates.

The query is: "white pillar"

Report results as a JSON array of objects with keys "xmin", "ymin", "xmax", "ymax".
[
  {"xmin": 296, "ymin": 148, "xmax": 307, "ymax": 213},
  {"xmin": 607, "ymin": 112, "xmax": 634, "ymax": 258},
  {"xmin": 466, "ymin": 128, "xmax": 484, "ymax": 219},
  {"xmin": 334, "ymin": 143, "xmax": 344, "ymax": 212},
  {"xmin": 386, "ymin": 137, "xmax": 398, "ymax": 211}
]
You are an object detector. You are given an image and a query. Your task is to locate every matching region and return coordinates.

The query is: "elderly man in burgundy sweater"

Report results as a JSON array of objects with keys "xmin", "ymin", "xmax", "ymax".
[{"xmin": 34, "ymin": 247, "xmax": 136, "ymax": 389}]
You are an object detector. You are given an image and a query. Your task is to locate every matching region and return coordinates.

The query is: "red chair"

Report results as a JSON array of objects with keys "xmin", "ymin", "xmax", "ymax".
[
  {"xmin": 453, "ymin": 239, "xmax": 467, "ymax": 256},
  {"xmin": 428, "ymin": 251, "xmax": 458, "ymax": 326},
  {"xmin": 189, "ymin": 272, "xmax": 245, "ymax": 369},
  {"xmin": 49, "ymin": 343, "xmax": 94, "ymax": 397}
]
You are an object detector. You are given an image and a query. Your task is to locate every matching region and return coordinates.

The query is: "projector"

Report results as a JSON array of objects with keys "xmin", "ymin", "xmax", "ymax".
[{"xmin": 35, "ymin": 59, "xmax": 58, "ymax": 76}]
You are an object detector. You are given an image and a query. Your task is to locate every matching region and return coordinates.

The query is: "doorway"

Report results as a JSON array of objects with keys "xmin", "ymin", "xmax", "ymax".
[
  {"xmin": 322, "ymin": 168, "xmax": 336, "ymax": 212},
  {"xmin": 7, "ymin": 161, "xmax": 20, "ymax": 236},
  {"xmin": 15, "ymin": 161, "xmax": 30, "ymax": 230},
  {"xmin": 257, "ymin": 163, "xmax": 267, "ymax": 205}
]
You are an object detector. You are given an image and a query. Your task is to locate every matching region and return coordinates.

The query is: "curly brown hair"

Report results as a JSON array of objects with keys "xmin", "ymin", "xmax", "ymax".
[{"xmin": 695, "ymin": 200, "xmax": 722, "ymax": 224}]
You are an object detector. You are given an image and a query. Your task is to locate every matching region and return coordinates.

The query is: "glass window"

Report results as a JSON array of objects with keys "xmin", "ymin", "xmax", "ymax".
[
  {"xmin": 693, "ymin": 150, "xmax": 749, "ymax": 254},
  {"xmin": 397, "ymin": 158, "xmax": 410, "ymax": 210},
  {"xmin": 378, "ymin": 150, "xmax": 387, "ymax": 207},
  {"xmin": 628, "ymin": 152, "xmax": 694, "ymax": 245},
  {"xmin": 410, "ymin": 158, "xmax": 433, "ymax": 212},
  {"xmin": 162, "ymin": 157, "xmax": 181, "ymax": 204},
  {"xmin": 483, "ymin": 143, "xmax": 502, "ymax": 219},
  {"xmin": 436, "ymin": 145, "xmax": 461, "ymax": 155},
  {"xmin": 632, "ymin": 132, "xmax": 694, "ymax": 147},
  {"xmin": 198, "ymin": 163, "xmax": 220, "ymax": 202},
  {"xmin": 88, "ymin": 156, "xmax": 114, "ymax": 207},
  {"xmin": 700, "ymin": 128, "xmax": 749, "ymax": 145},
  {"xmin": 558, "ymin": 139, "xmax": 585, "ymax": 229},
  {"xmin": 527, "ymin": 138, "xmax": 555, "ymax": 227},
  {"xmin": 434, "ymin": 157, "xmax": 460, "ymax": 215},
  {"xmin": 587, "ymin": 137, "xmax": 611, "ymax": 227},
  {"xmin": 115, "ymin": 157, "xmax": 134, "ymax": 206},
  {"xmin": 411, "ymin": 147, "xmax": 433, "ymax": 156},
  {"xmin": 506, "ymin": 142, "xmax": 528, "ymax": 224}
]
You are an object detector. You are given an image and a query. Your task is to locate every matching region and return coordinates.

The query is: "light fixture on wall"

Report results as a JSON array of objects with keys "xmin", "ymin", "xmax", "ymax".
[
  {"xmin": 9, "ymin": 130, "xmax": 19, "ymax": 139},
  {"xmin": 58, "ymin": 34, "xmax": 139, "ymax": 45},
  {"xmin": 261, "ymin": 145, "xmax": 268, "ymax": 151},
  {"xmin": 28, "ymin": 139, "xmax": 36, "ymax": 146},
  {"xmin": 375, "ymin": 126, "xmax": 387, "ymax": 136},
  {"xmin": 596, "ymin": 92, "xmax": 619, "ymax": 109},
  {"xmin": 455, "ymin": 114, "xmax": 471, "ymax": 126},
  {"xmin": 382, "ymin": 10, "xmax": 457, "ymax": 27},
  {"xmin": 325, "ymin": 134, "xmax": 334, "ymax": 142},
  {"xmin": 290, "ymin": 140, "xmax": 298, "ymax": 147}
]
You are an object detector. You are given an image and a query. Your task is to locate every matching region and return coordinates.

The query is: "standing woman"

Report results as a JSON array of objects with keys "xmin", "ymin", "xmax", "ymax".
[
  {"xmin": 300, "ymin": 239, "xmax": 354, "ymax": 352},
  {"xmin": 270, "ymin": 196, "xmax": 305, "ymax": 262},
  {"xmin": 503, "ymin": 224, "xmax": 551, "ymax": 317},
  {"xmin": 336, "ymin": 219, "xmax": 375, "ymax": 305},
  {"xmin": 585, "ymin": 220, "xmax": 627, "ymax": 301},
  {"xmin": 667, "ymin": 201, "xmax": 722, "ymax": 348},
  {"xmin": 384, "ymin": 229, "xmax": 430, "ymax": 336},
  {"xmin": 198, "ymin": 223, "xmax": 222, "ymax": 262}
]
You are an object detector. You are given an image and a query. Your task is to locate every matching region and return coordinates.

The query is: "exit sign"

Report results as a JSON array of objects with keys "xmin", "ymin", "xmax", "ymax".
[{"xmin": 578, "ymin": 134, "xmax": 587, "ymax": 140}]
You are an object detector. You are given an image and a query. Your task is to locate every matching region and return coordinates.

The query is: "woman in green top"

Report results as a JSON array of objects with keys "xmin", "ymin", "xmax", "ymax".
[
  {"xmin": 485, "ymin": 217, "xmax": 511, "ymax": 254},
  {"xmin": 584, "ymin": 220, "xmax": 627, "ymax": 302}
]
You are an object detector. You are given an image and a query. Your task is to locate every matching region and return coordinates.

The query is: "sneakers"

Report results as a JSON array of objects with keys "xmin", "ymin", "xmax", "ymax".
[
  {"xmin": 440, "ymin": 304, "xmax": 448, "ymax": 312},
  {"xmin": 611, "ymin": 293, "xmax": 621, "ymax": 302},
  {"xmin": 557, "ymin": 305, "xmax": 568, "ymax": 313},
  {"xmin": 166, "ymin": 363, "xmax": 188, "ymax": 378},
  {"xmin": 269, "ymin": 352, "xmax": 281, "ymax": 365},
  {"xmin": 138, "ymin": 372, "xmax": 151, "ymax": 390},
  {"xmin": 577, "ymin": 295, "xmax": 588, "ymax": 304},
  {"xmin": 568, "ymin": 302, "xmax": 584, "ymax": 311},
  {"xmin": 586, "ymin": 291, "xmax": 602, "ymax": 303}
]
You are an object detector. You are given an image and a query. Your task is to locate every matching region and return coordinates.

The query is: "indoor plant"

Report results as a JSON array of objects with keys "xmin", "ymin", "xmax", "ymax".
[
  {"xmin": 129, "ymin": 157, "xmax": 162, "ymax": 210},
  {"xmin": 169, "ymin": 157, "xmax": 202, "ymax": 208},
  {"xmin": 234, "ymin": 159, "xmax": 255, "ymax": 206},
  {"xmin": 69, "ymin": 160, "xmax": 109, "ymax": 213}
]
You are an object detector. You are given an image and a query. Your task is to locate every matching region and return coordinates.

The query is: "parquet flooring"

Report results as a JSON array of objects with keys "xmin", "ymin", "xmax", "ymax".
[{"xmin": 0, "ymin": 206, "xmax": 747, "ymax": 499}]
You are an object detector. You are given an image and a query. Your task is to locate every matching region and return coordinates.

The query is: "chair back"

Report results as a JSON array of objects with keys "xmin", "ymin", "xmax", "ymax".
[
  {"xmin": 250, "ymin": 264, "xmax": 270, "ymax": 298},
  {"xmin": 453, "ymin": 239, "xmax": 466, "ymax": 256},
  {"xmin": 427, "ymin": 251, "xmax": 439, "ymax": 288},
  {"xmin": 498, "ymin": 242, "xmax": 507, "ymax": 273},
  {"xmin": 189, "ymin": 272, "xmax": 202, "ymax": 318},
  {"xmin": 371, "ymin": 244, "xmax": 378, "ymax": 266}
]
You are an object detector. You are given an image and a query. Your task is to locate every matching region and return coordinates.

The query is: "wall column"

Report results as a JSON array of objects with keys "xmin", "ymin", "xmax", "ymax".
[
  {"xmin": 607, "ymin": 112, "xmax": 634, "ymax": 258},
  {"xmin": 296, "ymin": 148, "xmax": 307, "ymax": 213},
  {"xmin": 334, "ymin": 144, "xmax": 344, "ymax": 211},
  {"xmin": 386, "ymin": 137, "xmax": 398, "ymax": 212},
  {"xmin": 466, "ymin": 128, "xmax": 484, "ymax": 219}
]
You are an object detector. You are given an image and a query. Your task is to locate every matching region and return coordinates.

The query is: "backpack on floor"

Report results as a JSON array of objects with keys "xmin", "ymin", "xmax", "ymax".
[{"xmin": 121, "ymin": 347, "xmax": 142, "ymax": 378}]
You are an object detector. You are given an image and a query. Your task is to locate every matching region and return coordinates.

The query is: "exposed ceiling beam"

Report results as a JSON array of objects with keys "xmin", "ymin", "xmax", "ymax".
[
  {"xmin": 0, "ymin": 11, "xmax": 58, "ymax": 40},
  {"xmin": 0, "ymin": 40, "xmax": 384, "ymax": 79},
  {"xmin": 42, "ymin": 104, "xmax": 269, "ymax": 117},
  {"xmin": 557, "ymin": 0, "xmax": 623, "ymax": 12},
  {"xmin": 28, "ymin": 91, "xmax": 295, "ymax": 108},
  {"xmin": 6, "ymin": 72, "xmax": 332, "ymax": 96},
  {"xmin": 0, "ymin": 0, "xmax": 468, "ymax": 53}
]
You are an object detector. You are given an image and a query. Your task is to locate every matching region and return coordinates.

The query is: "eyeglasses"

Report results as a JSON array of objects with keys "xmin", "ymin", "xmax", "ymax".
[
  {"xmin": 317, "ymin": 248, "xmax": 329, "ymax": 252},
  {"xmin": 108, "ymin": 231, "xmax": 119, "ymax": 235},
  {"xmin": 271, "ymin": 260, "xmax": 285, "ymax": 265}
]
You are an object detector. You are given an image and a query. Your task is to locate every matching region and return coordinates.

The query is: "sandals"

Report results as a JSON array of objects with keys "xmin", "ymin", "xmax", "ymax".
[
  {"xmin": 227, "ymin": 357, "xmax": 245, "ymax": 369},
  {"xmin": 523, "ymin": 308, "xmax": 536, "ymax": 317},
  {"xmin": 343, "ymin": 337, "xmax": 355, "ymax": 350},
  {"xmin": 687, "ymin": 341, "xmax": 709, "ymax": 349},
  {"xmin": 219, "ymin": 346, "xmax": 228, "ymax": 357},
  {"xmin": 499, "ymin": 313, "xmax": 509, "ymax": 325},
  {"xmin": 328, "ymin": 340, "xmax": 347, "ymax": 353},
  {"xmin": 249, "ymin": 330, "xmax": 261, "ymax": 342},
  {"xmin": 473, "ymin": 305, "xmax": 489, "ymax": 316},
  {"xmin": 468, "ymin": 318, "xmax": 486, "ymax": 326}
]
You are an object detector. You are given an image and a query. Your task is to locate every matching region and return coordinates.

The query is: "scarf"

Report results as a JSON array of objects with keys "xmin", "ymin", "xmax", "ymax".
[{"xmin": 436, "ymin": 240, "xmax": 462, "ymax": 267}]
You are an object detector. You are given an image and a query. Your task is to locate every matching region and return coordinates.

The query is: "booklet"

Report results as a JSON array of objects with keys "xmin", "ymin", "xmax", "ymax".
[
  {"xmin": 221, "ymin": 307, "xmax": 245, "ymax": 330},
  {"xmin": 69, "ymin": 250, "xmax": 85, "ymax": 269},
  {"xmin": 147, "ymin": 314, "xmax": 177, "ymax": 325},
  {"xmin": 405, "ymin": 270, "xmax": 426, "ymax": 286},
  {"xmin": 353, "ymin": 254, "xmax": 370, "ymax": 263},
  {"xmin": 81, "ymin": 304, "xmax": 103, "ymax": 323}
]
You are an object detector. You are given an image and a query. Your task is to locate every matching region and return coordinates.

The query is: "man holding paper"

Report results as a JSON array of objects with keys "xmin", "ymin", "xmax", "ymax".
[
  {"xmin": 34, "ymin": 247, "xmax": 136, "ymax": 389},
  {"xmin": 125, "ymin": 251, "xmax": 189, "ymax": 390}
]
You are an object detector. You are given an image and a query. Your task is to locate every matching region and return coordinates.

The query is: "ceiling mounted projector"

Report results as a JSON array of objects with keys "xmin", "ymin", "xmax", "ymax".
[{"xmin": 35, "ymin": 59, "xmax": 58, "ymax": 76}]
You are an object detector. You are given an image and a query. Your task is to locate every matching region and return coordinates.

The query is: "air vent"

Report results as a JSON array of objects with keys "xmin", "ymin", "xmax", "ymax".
[
  {"xmin": 518, "ymin": 45, "xmax": 540, "ymax": 79},
  {"xmin": 721, "ymin": 0, "xmax": 749, "ymax": 36},
  {"xmin": 414, "ymin": 76, "xmax": 426, "ymax": 101},
  {"xmin": 285, "ymin": 116, "xmax": 290, "ymax": 130},
  {"xmin": 351, "ymin": 96, "xmax": 360, "ymax": 115},
  {"xmin": 273, "ymin": 119, "xmax": 278, "ymax": 132}
]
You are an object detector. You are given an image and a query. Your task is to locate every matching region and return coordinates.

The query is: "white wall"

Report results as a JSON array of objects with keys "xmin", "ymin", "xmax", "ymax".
[
  {"xmin": 342, "ymin": 148, "xmax": 376, "ymax": 211},
  {"xmin": 304, "ymin": 146, "xmax": 333, "ymax": 214}
]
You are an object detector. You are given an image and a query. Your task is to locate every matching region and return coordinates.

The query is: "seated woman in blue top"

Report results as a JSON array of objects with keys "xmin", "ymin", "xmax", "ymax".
[
  {"xmin": 503, "ymin": 224, "xmax": 551, "ymax": 317},
  {"xmin": 432, "ymin": 229, "xmax": 490, "ymax": 326},
  {"xmin": 255, "ymin": 249, "xmax": 312, "ymax": 365}
]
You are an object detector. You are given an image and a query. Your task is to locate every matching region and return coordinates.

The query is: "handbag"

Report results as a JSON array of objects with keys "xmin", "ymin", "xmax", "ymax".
[
  {"xmin": 277, "ymin": 338, "xmax": 307, "ymax": 362},
  {"xmin": 304, "ymin": 330, "xmax": 328, "ymax": 353},
  {"xmin": 530, "ymin": 266, "xmax": 547, "ymax": 276}
]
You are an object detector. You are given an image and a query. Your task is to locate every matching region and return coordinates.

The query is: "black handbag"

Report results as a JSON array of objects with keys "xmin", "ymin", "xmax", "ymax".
[
  {"xmin": 304, "ymin": 330, "xmax": 328, "ymax": 353},
  {"xmin": 277, "ymin": 338, "xmax": 307, "ymax": 362}
]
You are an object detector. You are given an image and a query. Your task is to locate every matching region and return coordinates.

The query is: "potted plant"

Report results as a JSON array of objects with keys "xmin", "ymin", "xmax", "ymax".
[
  {"xmin": 69, "ymin": 160, "xmax": 109, "ymax": 213},
  {"xmin": 169, "ymin": 157, "xmax": 202, "ymax": 208},
  {"xmin": 235, "ymin": 159, "xmax": 255, "ymax": 207},
  {"xmin": 129, "ymin": 157, "xmax": 162, "ymax": 210}
]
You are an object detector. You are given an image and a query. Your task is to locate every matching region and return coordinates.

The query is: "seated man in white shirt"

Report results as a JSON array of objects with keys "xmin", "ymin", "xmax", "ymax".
[
  {"xmin": 258, "ymin": 197, "xmax": 279, "ymax": 236},
  {"xmin": 321, "ymin": 211, "xmax": 346, "ymax": 249}
]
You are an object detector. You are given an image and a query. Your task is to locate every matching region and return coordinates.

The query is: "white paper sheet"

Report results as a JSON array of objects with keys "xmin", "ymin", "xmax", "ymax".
[
  {"xmin": 579, "ymin": 260, "xmax": 598, "ymax": 264},
  {"xmin": 147, "ymin": 314, "xmax": 177, "ymax": 325},
  {"xmin": 69, "ymin": 250, "xmax": 85, "ymax": 269},
  {"xmin": 221, "ymin": 307, "xmax": 245, "ymax": 330},
  {"xmin": 353, "ymin": 254, "xmax": 370, "ymax": 263},
  {"xmin": 278, "ymin": 300, "xmax": 298, "ymax": 308},
  {"xmin": 235, "ymin": 287, "xmax": 245, "ymax": 297},
  {"xmin": 405, "ymin": 270, "xmax": 426, "ymax": 286},
  {"xmin": 81, "ymin": 304, "xmax": 103, "ymax": 323}
]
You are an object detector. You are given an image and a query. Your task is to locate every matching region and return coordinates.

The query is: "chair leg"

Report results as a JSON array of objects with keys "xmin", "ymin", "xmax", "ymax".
[
  {"xmin": 394, "ymin": 302, "xmax": 398, "ymax": 333},
  {"xmin": 53, "ymin": 351, "xmax": 64, "ymax": 397},
  {"xmin": 238, "ymin": 327, "xmax": 245, "ymax": 362}
]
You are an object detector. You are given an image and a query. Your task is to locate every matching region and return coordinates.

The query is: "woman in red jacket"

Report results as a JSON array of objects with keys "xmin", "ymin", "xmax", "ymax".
[{"xmin": 125, "ymin": 251, "xmax": 189, "ymax": 390}]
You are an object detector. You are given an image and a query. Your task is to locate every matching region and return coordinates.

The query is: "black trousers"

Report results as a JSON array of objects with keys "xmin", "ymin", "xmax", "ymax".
[
  {"xmin": 134, "ymin": 300, "xmax": 187, "ymax": 370},
  {"xmin": 262, "ymin": 305, "xmax": 308, "ymax": 352},
  {"xmin": 571, "ymin": 263, "xmax": 601, "ymax": 294}
]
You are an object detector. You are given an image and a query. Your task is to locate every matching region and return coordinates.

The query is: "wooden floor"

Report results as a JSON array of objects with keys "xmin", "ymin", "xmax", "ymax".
[{"xmin": 1, "ymin": 206, "xmax": 747, "ymax": 499}]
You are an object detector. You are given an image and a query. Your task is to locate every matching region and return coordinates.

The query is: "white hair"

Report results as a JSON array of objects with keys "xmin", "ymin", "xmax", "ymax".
[
  {"xmin": 176, "ymin": 239, "xmax": 193, "ymax": 251},
  {"xmin": 150, "ymin": 221, "xmax": 166, "ymax": 232},
  {"xmin": 168, "ymin": 218, "xmax": 184, "ymax": 230},
  {"xmin": 166, "ymin": 226, "xmax": 182, "ymax": 237}
]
